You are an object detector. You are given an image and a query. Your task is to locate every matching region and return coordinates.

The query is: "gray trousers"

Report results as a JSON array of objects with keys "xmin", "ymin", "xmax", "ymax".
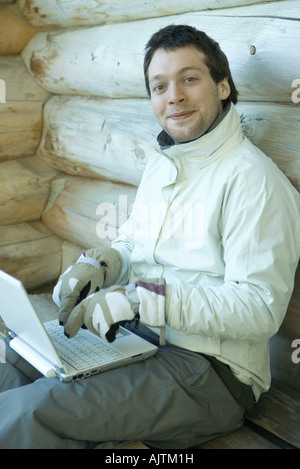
[{"xmin": 0, "ymin": 325, "xmax": 244, "ymax": 449}]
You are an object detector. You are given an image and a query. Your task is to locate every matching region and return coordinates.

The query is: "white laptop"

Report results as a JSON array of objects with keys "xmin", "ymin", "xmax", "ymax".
[{"xmin": 0, "ymin": 270, "xmax": 157, "ymax": 382}]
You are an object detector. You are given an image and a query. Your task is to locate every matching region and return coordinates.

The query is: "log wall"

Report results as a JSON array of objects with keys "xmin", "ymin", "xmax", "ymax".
[
  {"xmin": 0, "ymin": 2, "xmax": 299, "ymax": 299},
  {"xmin": 0, "ymin": 2, "xmax": 60, "ymax": 289}
]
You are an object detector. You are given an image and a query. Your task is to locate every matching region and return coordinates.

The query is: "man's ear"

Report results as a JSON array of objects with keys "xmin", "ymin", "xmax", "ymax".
[{"xmin": 219, "ymin": 77, "xmax": 231, "ymax": 101}]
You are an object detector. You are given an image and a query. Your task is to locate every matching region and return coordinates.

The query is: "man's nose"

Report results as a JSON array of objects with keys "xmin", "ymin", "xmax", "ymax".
[{"xmin": 168, "ymin": 83, "xmax": 186, "ymax": 105}]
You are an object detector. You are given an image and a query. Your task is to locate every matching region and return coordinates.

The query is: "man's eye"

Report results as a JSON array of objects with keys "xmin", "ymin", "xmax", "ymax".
[
  {"xmin": 153, "ymin": 84, "xmax": 165, "ymax": 93},
  {"xmin": 185, "ymin": 76, "xmax": 196, "ymax": 83}
]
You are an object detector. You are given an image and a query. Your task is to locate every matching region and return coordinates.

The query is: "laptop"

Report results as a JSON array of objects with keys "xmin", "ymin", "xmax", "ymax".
[{"xmin": 0, "ymin": 270, "xmax": 157, "ymax": 382}]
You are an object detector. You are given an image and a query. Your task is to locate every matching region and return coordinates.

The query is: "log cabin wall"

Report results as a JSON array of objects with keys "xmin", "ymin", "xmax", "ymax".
[
  {"xmin": 0, "ymin": 0, "xmax": 62, "ymax": 290},
  {"xmin": 0, "ymin": 1, "xmax": 299, "ymax": 392},
  {"xmin": 1, "ymin": 0, "xmax": 299, "ymax": 287}
]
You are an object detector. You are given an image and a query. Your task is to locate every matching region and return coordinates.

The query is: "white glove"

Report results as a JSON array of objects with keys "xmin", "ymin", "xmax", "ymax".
[
  {"xmin": 64, "ymin": 278, "xmax": 166, "ymax": 344},
  {"xmin": 52, "ymin": 247, "xmax": 123, "ymax": 326}
]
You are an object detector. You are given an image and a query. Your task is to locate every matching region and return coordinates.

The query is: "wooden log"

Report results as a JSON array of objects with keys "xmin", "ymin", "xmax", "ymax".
[
  {"xmin": 0, "ymin": 57, "xmax": 48, "ymax": 160},
  {"xmin": 60, "ymin": 241, "xmax": 85, "ymax": 274},
  {"xmin": 38, "ymin": 96, "xmax": 160, "ymax": 186},
  {"xmin": 0, "ymin": 221, "xmax": 62, "ymax": 291},
  {"xmin": 236, "ymin": 102, "xmax": 300, "ymax": 191},
  {"xmin": 0, "ymin": 55, "xmax": 50, "ymax": 101},
  {"xmin": 0, "ymin": 5, "xmax": 36, "ymax": 55},
  {"xmin": 0, "ymin": 156, "xmax": 57, "ymax": 225},
  {"xmin": 39, "ymin": 96, "xmax": 300, "ymax": 191},
  {"xmin": 16, "ymin": 0, "xmax": 283, "ymax": 30},
  {"xmin": 0, "ymin": 101, "xmax": 44, "ymax": 159},
  {"xmin": 21, "ymin": 7, "xmax": 300, "ymax": 102},
  {"xmin": 42, "ymin": 176, "xmax": 137, "ymax": 248}
]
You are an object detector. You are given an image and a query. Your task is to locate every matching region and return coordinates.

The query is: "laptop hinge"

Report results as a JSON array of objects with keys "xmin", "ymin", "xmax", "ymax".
[{"xmin": 55, "ymin": 365, "xmax": 66, "ymax": 376}]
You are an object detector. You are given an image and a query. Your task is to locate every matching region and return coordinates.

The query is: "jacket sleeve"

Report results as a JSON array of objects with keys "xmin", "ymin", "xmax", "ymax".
[
  {"xmin": 165, "ymin": 164, "xmax": 300, "ymax": 342},
  {"xmin": 110, "ymin": 228, "xmax": 133, "ymax": 286}
]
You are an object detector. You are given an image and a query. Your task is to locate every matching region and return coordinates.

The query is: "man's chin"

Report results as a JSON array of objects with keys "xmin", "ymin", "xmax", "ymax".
[
  {"xmin": 170, "ymin": 132, "xmax": 202, "ymax": 144},
  {"xmin": 165, "ymin": 125, "xmax": 204, "ymax": 144}
]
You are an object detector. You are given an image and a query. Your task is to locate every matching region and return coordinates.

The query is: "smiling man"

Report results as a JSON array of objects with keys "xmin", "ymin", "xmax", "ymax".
[
  {"xmin": 147, "ymin": 47, "xmax": 230, "ymax": 143},
  {"xmin": 0, "ymin": 25, "xmax": 299, "ymax": 450},
  {"xmin": 144, "ymin": 25, "xmax": 238, "ymax": 145}
]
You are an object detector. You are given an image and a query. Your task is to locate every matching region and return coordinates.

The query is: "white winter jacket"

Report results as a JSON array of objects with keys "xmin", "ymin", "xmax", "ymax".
[{"xmin": 112, "ymin": 104, "xmax": 300, "ymax": 400}]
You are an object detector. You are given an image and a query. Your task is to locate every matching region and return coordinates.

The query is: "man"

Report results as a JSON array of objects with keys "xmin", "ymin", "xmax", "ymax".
[{"xmin": 0, "ymin": 25, "xmax": 299, "ymax": 449}]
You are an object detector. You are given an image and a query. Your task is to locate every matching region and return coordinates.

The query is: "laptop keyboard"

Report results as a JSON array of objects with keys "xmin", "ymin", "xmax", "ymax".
[{"xmin": 44, "ymin": 320, "xmax": 123, "ymax": 370}]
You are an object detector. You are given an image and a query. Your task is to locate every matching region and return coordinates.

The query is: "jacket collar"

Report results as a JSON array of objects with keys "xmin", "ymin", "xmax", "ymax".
[
  {"xmin": 157, "ymin": 102, "xmax": 231, "ymax": 149},
  {"xmin": 154, "ymin": 103, "xmax": 243, "ymax": 173}
]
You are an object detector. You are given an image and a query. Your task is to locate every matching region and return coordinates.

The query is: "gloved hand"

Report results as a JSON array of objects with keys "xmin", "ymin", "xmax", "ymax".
[
  {"xmin": 64, "ymin": 278, "xmax": 166, "ymax": 344},
  {"xmin": 52, "ymin": 247, "xmax": 123, "ymax": 326}
]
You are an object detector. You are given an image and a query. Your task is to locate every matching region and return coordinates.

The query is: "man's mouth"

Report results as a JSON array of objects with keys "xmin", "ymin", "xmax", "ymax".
[{"xmin": 168, "ymin": 111, "xmax": 195, "ymax": 120}]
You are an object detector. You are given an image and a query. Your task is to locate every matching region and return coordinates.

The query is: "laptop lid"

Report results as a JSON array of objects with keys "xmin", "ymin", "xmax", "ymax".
[
  {"xmin": 0, "ymin": 270, "xmax": 65, "ymax": 375},
  {"xmin": 0, "ymin": 270, "xmax": 158, "ymax": 381}
]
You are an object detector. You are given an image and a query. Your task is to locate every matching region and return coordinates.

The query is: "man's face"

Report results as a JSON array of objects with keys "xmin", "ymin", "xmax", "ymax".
[{"xmin": 148, "ymin": 46, "xmax": 231, "ymax": 143}]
